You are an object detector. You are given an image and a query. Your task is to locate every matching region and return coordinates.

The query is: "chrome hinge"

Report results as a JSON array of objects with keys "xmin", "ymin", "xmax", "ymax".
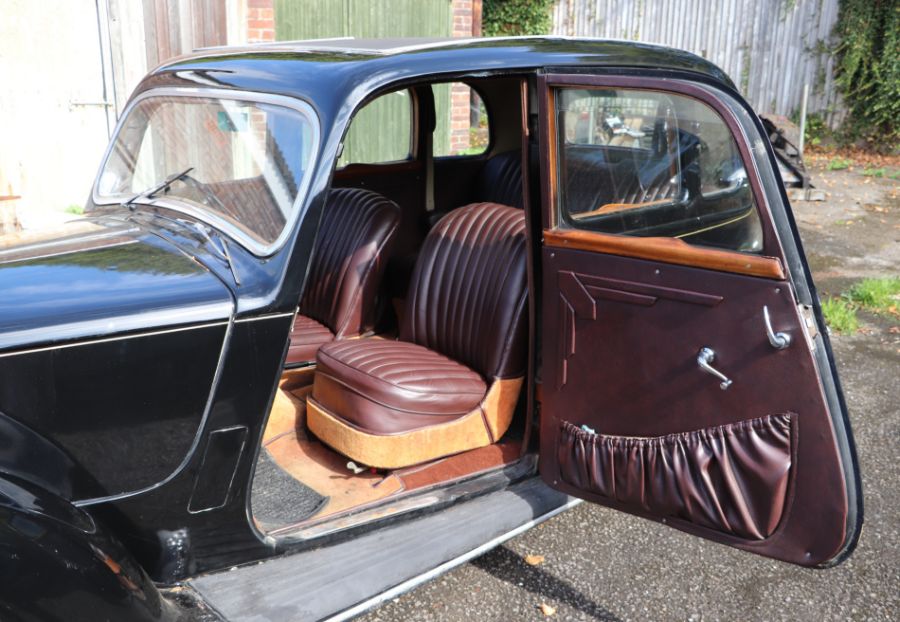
[{"xmin": 799, "ymin": 304, "xmax": 819, "ymax": 349}]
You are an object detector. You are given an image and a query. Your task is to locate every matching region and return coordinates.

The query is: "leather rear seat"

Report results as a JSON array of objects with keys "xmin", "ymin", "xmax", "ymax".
[
  {"xmin": 307, "ymin": 202, "xmax": 528, "ymax": 468},
  {"xmin": 286, "ymin": 188, "xmax": 400, "ymax": 365},
  {"xmin": 472, "ymin": 149, "xmax": 525, "ymax": 209}
]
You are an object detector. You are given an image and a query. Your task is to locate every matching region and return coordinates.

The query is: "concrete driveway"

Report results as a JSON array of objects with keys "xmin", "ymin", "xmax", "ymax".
[{"xmin": 359, "ymin": 164, "xmax": 899, "ymax": 622}]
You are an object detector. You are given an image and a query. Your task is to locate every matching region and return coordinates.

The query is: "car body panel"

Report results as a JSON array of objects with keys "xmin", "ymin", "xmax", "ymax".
[{"xmin": 0, "ymin": 474, "xmax": 174, "ymax": 622}]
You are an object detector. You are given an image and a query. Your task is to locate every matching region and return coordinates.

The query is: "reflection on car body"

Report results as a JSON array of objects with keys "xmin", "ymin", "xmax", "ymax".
[{"xmin": 0, "ymin": 37, "xmax": 861, "ymax": 622}]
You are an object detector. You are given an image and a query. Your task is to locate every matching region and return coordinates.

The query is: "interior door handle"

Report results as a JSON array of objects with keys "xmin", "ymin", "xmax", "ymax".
[
  {"xmin": 697, "ymin": 347, "xmax": 732, "ymax": 390},
  {"xmin": 763, "ymin": 305, "xmax": 792, "ymax": 349}
]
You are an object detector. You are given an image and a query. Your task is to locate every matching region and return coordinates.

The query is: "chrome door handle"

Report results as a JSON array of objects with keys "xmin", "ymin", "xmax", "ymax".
[
  {"xmin": 763, "ymin": 305, "xmax": 791, "ymax": 350},
  {"xmin": 697, "ymin": 347, "xmax": 732, "ymax": 390}
]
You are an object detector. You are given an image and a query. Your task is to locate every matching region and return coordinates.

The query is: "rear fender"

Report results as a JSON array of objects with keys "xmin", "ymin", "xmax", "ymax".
[{"xmin": 0, "ymin": 474, "xmax": 179, "ymax": 622}]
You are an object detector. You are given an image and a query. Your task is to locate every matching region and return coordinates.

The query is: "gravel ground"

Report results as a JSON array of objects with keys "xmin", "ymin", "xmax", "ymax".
[{"xmin": 358, "ymin": 164, "xmax": 899, "ymax": 622}]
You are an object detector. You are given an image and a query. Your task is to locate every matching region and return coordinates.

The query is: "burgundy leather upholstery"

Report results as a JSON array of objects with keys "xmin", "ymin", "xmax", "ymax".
[
  {"xmin": 315, "ymin": 338, "xmax": 487, "ymax": 434},
  {"xmin": 286, "ymin": 188, "xmax": 400, "ymax": 365},
  {"xmin": 312, "ymin": 202, "xmax": 528, "ymax": 435},
  {"xmin": 473, "ymin": 150, "xmax": 524, "ymax": 209},
  {"xmin": 286, "ymin": 315, "xmax": 336, "ymax": 364},
  {"xmin": 558, "ymin": 414, "xmax": 794, "ymax": 540},
  {"xmin": 401, "ymin": 203, "xmax": 529, "ymax": 379}
]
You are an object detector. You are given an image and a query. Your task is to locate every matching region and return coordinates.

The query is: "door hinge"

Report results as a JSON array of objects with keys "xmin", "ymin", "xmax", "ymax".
[{"xmin": 798, "ymin": 304, "xmax": 819, "ymax": 349}]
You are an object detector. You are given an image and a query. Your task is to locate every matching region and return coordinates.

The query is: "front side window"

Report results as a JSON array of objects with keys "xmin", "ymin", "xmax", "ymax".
[
  {"xmin": 556, "ymin": 87, "xmax": 762, "ymax": 252},
  {"xmin": 95, "ymin": 92, "xmax": 317, "ymax": 253}
]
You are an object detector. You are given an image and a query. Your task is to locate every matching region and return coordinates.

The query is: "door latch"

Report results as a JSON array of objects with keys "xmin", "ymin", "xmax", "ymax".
[{"xmin": 697, "ymin": 347, "xmax": 732, "ymax": 390}]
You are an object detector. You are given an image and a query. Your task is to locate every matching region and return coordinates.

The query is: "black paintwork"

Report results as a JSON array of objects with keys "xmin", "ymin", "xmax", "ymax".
[
  {"xmin": 0, "ymin": 474, "xmax": 173, "ymax": 622},
  {"xmin": 0, "ymin": 37, "xmax": 803, "ymax": 618}
]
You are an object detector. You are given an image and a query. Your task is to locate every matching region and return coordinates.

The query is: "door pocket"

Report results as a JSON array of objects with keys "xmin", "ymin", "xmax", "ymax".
[{"xmin": 558, "ymin": 413, "xmax": 794, "ymax": 540}]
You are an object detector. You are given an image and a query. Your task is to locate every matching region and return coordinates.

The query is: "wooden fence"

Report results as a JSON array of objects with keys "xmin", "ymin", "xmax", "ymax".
[{"xmin": 552, "ymin": 0, "xmax": 845, "ymax": 126}]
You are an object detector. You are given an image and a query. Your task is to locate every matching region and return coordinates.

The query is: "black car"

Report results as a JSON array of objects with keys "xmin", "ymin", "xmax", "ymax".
[{"xmin": 0, "ymin": 37, "xmax": 861, "ymax": 621}]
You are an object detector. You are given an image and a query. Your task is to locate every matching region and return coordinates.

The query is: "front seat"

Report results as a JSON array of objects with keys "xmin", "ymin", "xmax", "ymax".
[
  {"xmin": 286, "ymin": 188, "xmax": 400, "ymax": 365},
  {"xmin": 306, "ymin": 202, "xmax": 528, "ymax": 469}
]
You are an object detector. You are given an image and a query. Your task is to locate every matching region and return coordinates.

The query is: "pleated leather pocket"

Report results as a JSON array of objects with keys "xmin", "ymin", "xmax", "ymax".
[{"xmin": 558, "ymin": 413, "xmax": 794, "ymax": 540}]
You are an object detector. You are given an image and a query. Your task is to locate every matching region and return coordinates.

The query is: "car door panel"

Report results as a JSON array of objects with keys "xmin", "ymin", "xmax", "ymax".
[
  {"xmin": 540, "ymin": 247, "xmax": 849, "ymax": 564},
  {"xmin": 537, "ymin": 73, "xmax": 860, "ymax": 567}
]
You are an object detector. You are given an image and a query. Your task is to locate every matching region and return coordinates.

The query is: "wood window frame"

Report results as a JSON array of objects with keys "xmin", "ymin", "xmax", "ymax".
[{"xmin": 538, "ymin": 74, "xmax": 786, "ymax": 280}]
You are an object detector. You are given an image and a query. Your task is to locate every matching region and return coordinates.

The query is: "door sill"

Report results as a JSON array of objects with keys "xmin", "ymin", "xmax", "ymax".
[
  {"xmin": 188, "ymin": 475, "xmax": 576, "ymax": 622},
  {"xmin": 272, "ymin": 453, "xmax": 538, "ymax": 542}
]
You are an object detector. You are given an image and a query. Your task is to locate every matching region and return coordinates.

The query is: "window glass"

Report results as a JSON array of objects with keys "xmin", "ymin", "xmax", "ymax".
[
  {"xmin": 97, "ymin": 94, "xmax": 315, "ymax": 251},
  {"xmin": 433, "ymin": 82, "xmax": 489, "ymax": 157},
  {"xmin": 339, "ymin": 89, "xmax": 412, "ymax": 166},
  {"xmin": 556, "ymin": 88, "xmax": 762, "ymax": 252}
]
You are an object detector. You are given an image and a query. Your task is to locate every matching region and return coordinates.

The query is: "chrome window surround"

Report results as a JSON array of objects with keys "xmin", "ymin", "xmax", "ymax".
[{"xmin": 91, "ymin": 87, "xmax": 321, "ymax": 258}]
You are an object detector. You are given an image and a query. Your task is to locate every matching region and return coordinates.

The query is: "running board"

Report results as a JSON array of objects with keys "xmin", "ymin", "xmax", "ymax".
[{"xmin": 187, "ymin": 476, "xmax": 575, "ymax": 621}]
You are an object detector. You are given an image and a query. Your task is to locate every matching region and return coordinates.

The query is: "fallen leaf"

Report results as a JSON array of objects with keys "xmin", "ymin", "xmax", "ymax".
[
  {"xmin": 539, "ymin": 603, "xmax": 557, "ymax": 616},
  {"xmin": 525, "ymin": 554, "xmax": 545, "ymax": 566},
  {"xmin": 887, "ymin": 326, "xmax": 899, "ymax": 334}
]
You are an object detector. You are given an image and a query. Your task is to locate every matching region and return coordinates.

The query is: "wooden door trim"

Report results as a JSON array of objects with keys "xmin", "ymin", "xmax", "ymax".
[{"xmin": 544, "ymin": 228, "xmax": 785, "ymax": 280}]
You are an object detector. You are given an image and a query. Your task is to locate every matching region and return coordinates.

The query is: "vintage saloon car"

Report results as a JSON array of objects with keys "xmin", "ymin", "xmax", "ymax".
[{"xmin": 0, "ymin": 37, "xmax": 861, "ymax": 621}]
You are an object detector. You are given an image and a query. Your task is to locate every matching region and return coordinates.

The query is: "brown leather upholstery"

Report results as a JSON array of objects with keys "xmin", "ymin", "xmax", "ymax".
[
  {"xmin": 473, "ymin": 150, "xmax": 524, "ymax": 209},
  {"xmin": 308, "ymin": 203, "xmax": 529, "ymax": 467},
  {"xmin": 286, "ymin": 188, "xmax": 400, "ymax": 365},
  {"xmin": 286, "ymin": 315, "xmax": 335, "ymax": 364},
  {"xmin": 315, "ymin": 339, "xmax": 487, "ymax": 434},
  {"xmin": 558, "ymin": 414, "xmax": 794, "ymax": 540},
  {"xmin": 400, "ymin": 202, "xmax": 529, "ymax": 379}
]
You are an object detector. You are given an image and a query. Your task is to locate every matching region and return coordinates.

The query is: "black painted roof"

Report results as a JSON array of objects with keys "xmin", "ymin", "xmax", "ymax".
[{"xmin": 153, "ymin": 36, "xmax": 735, "ymax": 95}]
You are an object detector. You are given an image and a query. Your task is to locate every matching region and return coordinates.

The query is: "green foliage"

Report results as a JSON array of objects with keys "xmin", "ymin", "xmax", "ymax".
[
  {"xmin": 482, "ymin": 0, "xmax": 554, "ymax": 37},
  {"xmin": 64, "ymin": 204, "xmax": 84, "ymax": 215},
  {"xmin": 803, "ymin": 112, "xmax": 830, "ymax": 147},
  {"xmin": 861, "ymin": 167, "xmax": 886, "ymax": 177},
  {"xmin": 820, "ymin": 297, "xmax": 859, "ymax": 334},
  {"xmin": 833, "ymin": 0, "xmax": 900, "ymax": 151},
  {"xmin": 821, "ymin": 277, "xmax": 900, "ymax": 334},
  {"xmin": 846, "ymin": 277, "xmax": 900, "ymax": 315},
  {"xmin": 826, "ymin": 157, "xmax": 852, "ymax": 170}
]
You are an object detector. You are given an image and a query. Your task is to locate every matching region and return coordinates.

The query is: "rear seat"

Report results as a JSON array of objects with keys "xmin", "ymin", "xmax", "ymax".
[{"xmin": 472, "ymin": 149, "xmax": 526, "ymax": 209}]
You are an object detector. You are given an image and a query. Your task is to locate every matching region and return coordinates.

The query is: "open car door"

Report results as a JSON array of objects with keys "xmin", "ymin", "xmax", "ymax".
[{"xmin": 537, "ymin": 74, "xmax": 861, "ymax": 567}]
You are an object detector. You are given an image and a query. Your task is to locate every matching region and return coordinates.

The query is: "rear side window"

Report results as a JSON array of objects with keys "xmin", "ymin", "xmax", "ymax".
[
  {"xmin": 339, "ymin": 89, "xmax": 413, "ymax": 166},
  {"xmin": 432, "ymin": 82, "xmax": 489, "ymax": 157},
  {"xmin": 555, "ymin": 88, "xmax": 763, "ymax": 253}
]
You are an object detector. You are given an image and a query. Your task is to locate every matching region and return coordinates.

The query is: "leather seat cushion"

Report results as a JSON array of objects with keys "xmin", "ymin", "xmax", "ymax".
[
  {"xmin": 313, "ymin": 338, "xmax": 487, "ymax": 435},
  {"xmin": 287, "ymin": 314, "xmax": 335, "ymax": 363}
]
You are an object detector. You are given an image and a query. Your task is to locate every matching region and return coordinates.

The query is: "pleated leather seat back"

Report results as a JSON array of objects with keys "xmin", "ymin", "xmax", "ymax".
[
  {"xmin": 473, "ymin": 150, "xmax": 524, "ymax": 209},
  {"xmin": 298, "ymin": 187, "xmax": 400, "ymax": 339},
  {"xmin": 400, "ymin": 203, "xmax": 528, "ymax": 380}
]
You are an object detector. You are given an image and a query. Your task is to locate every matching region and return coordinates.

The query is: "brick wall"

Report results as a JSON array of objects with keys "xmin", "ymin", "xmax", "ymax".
[
  {"xmin": 450, "ymin": 0, "xmax": 478, "ymax": 154},
  {"xmin": 243, "ymin": 0, "xmax": 484, "ymax": 155},
  {"xmin": 246, "ymin": 0, "xmax": 275, "ymax": 43}
]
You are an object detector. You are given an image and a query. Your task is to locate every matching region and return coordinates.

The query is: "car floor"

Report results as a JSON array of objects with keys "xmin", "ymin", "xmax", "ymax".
[{"xmin": 251, "ymin": 372, "xmax": 524, "ymax": 534}]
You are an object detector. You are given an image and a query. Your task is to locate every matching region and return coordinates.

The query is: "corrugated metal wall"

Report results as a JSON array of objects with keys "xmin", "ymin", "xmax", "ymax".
[{"xmin": 552, "ymin": 0, "xmax": 844, "ymax": 125}]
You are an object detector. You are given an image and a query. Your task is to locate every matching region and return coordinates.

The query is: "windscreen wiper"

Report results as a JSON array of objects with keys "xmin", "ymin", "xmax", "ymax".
[
  {"xmin": 122, "ymin": 166, "xmax": 194, "ymax": 210},
  {"xmin": 153, "ymin": 213, "xmax": 242, "ymax": 287}
]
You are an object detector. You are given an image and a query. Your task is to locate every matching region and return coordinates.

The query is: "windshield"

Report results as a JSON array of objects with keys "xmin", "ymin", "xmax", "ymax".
[{"xmin": 94, "ymin": 91, "xmax": 317, "ymax": 254}]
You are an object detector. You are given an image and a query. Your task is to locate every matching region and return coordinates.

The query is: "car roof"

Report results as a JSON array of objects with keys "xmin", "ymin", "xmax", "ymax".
[{"xmin": 148, "ymin": 36, "xmax": 735, "ymax": 95}]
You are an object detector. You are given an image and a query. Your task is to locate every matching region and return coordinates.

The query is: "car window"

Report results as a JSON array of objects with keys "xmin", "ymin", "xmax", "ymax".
[
  {"xmin": 432, "ymin": 82, "xmax": 489, "ymax": 157},
  {"xmin": 555, "ymin": 87, "xmax": 763, "ymax": 253},
  {"xmin": 96, "ymin": 93, "xmax": 316, "ymax": 253},
  {"xmin": 339, "ymin": 89, "xmax": 413, "ymax": 166}
]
